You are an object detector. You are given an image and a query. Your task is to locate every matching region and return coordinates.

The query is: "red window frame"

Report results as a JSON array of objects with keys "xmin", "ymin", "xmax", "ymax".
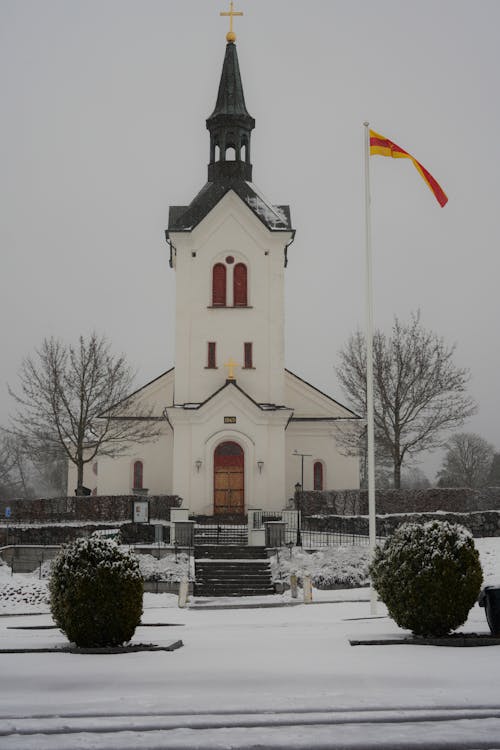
[
  {"xmin": 243, "ymin": 342, "xmax": 253, "ymax": 369},
  {"xmin": 233, "ymin": 263, "xmax": 247, "ymax": 306},
  {"xmin": 212, "ymin": 263, "xmax": 227, "ymax": 306},
  {"xmin": 313, "ymin": 461, "xmax": 323, "ymax": 491},
  {"xmin": 133, "ymin": 460, "xmax": 143, "ymax": 490},
  {"xmin": 207, "ymin": 341, "xmax": 216, "ymax": 368}
]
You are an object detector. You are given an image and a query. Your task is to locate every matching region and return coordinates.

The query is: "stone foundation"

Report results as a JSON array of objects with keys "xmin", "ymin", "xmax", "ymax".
[
  {"xmin": 298, "ymin": 488, "xmax": 500, "ymax": 517},
  {"xmin": 0, "ymin": 495, "xmax": 182, "ymax": 524},
  {"xmin": 306, "ymin": 510, "xmax": 500, "ymax": 538}
]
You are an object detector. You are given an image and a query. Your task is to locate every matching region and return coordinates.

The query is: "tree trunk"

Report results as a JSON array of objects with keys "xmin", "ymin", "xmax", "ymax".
[
  {"xmin": 76, "ymin": 460, "xmax": 84, "ymax": 496},
  {"xmin": 393, "ymin": 461, "xmax": 402, "ymax": 489}
]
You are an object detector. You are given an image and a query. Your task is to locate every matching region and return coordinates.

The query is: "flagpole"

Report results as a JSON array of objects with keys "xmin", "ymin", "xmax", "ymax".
[{"xmin": 363, "ymin": 121, "xmax": 377, "ymax": 615}]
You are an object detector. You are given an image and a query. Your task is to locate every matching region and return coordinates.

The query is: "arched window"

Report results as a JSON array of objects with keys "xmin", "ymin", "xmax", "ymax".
[
  {"xmin": 313, "ymin": 461, "xmax": 323, "ymax": 491},
  {"xmin": 133, "ymin": 460, "xmax": 143, "ymax": 490},
  {"xmin": 233, "ymin": 263, "xmax": 247, "ymax": 306},
  {"xmin": 212, "ymin": 263, "xmax": 226, "ymax": 306}
]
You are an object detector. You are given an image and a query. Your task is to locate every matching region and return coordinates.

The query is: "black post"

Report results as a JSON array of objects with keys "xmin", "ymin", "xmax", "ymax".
[{"xmin": 295, "ymin": 482, "xmax": 302, "ymax": 546}]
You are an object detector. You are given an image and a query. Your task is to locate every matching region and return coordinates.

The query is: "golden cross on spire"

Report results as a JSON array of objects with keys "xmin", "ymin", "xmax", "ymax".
[
  {"xmin": 220, "ymin": 1, "xmax": 243, "ymax": 43},
  {"xmin": 224, "ymin": 357, "xmax": 239, "ymax": 380}
]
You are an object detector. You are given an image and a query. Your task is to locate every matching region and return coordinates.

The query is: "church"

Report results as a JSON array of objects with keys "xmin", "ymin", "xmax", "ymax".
[{"xmin": 69, "ymin": 16, "xmax": 360, "ymax": 514}]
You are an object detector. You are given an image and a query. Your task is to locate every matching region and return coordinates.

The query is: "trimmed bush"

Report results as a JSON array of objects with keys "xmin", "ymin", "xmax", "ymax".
[
  {"xmin": 49, "ymin": 537, "xmax": 143, "ymax": 647},
  {"xmin": 370, "ymin": 521, "xmax": 483, "ymax": 637}
]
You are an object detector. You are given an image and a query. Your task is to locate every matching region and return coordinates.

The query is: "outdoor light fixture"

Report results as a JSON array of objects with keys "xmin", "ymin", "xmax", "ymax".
[
  {"xmin": 257, "ymin": 460, "xmax": 264, "ymax": 474},
  {"xmin": 195, "ymin": 460, "xmax": 202, "ymax": 472}
]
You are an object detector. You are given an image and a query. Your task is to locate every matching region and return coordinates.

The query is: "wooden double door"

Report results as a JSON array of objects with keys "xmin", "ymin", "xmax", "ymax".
[{"xmin": 214, "ymin": 441, "xmax": 244, "ymax": 515}]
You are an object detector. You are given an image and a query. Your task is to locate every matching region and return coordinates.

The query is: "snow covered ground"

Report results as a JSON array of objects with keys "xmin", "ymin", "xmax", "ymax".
[{"xmin": 0, "ymin": 539, "xmax": 499, "ymax": 748}]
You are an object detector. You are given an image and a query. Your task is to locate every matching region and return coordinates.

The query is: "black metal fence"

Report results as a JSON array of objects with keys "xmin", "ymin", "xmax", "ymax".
[
  {"xmin": 284, "ymin": 528, "xmax": 385, "ymax": 547},
  {"xmin": 194, "ymin": 524, "xmax": 248, "ymax": 545},
  {"xmin": 252, "ymin": 511, "xmax": 283, "ymax": 529}
]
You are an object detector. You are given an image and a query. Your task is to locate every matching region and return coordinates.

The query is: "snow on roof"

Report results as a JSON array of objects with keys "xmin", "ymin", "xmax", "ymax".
[{"xmin": 245, "ymin": 182, "xmax": 289, "ymax": 228}]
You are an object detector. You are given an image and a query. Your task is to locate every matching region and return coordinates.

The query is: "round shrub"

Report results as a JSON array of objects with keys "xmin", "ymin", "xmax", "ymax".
[
  {"xmin": 370, "ymin": 521, "xmax": 483, "ymax": 637},
  {"xmin": 49, "ymin": 537, "xmax": 143, "ymax": 647}
]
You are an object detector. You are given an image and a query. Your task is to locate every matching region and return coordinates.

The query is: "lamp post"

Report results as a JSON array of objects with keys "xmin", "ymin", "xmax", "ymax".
[
  {"xmin": 294, "ymin": 481, "xmax": 302, "ymax": 545},
  {"xmin": 293, "ymin": 449, "xmax": 311, "ymax": 490},
  {"xmin": 293, "ymin": 450, "xmax": 311, "ymax": 547}
]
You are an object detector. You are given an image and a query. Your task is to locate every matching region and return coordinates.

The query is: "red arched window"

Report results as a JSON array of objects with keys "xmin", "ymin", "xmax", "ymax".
[
  {"xmin": 233, "ymin": 263, "xmax": 247, "ymax": 306},
  {"xmin": 313, "ymin": 461, "xmax": 323, "ymax": 491},
  {"xmin": 133, "ymin": 460, "xmax": 143, "ymax": 490},
  {"xmin": 212, "ymin": 263, "xmax": 226, "ymax": 306}
]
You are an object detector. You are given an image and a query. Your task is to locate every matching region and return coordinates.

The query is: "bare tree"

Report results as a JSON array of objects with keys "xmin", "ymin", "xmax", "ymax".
[
  {"xmin": 336, "ymin": 312, "xmax": 476, "ymax": 488},
  {"xmin": 0, "ymin": 432, "xmax": 16, "ymax": 499},
  {"xmin": 437, "ymin": 433, "xmax": 495, "ymax": 488},
  {"xmin": 488, "ymin": 453, "xmax": 500, "ymax": 486},
  {"xmin": 401, "ymin": 467, "xmax": 431, "ymax": 489},
  {"xmin": 9, "ymin": 334, "xmax": 163, "ymax": 495},
  {"xmin": 0, "ymin": 431, "xmax": 35, "ymax": 499}
]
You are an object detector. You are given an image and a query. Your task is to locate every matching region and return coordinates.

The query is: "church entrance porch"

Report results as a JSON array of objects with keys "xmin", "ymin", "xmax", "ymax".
[{"xmin": 213, "ymin": 441, "xmax": 244, "ymax": 515}]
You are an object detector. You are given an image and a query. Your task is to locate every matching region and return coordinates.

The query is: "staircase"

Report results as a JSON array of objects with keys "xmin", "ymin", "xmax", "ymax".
[{"xmin": 193, "ymin": 545, "xmax": 274, "ymax": 597}]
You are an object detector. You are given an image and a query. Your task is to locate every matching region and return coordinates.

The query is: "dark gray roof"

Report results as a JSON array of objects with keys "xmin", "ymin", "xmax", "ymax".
[
  {"xmin": 207, "ymin": 42, "xmax": 253, "ymax": 123},
  {"xmin": 167, "ymin": 181, "xmax": 292, "ymax": 234}
]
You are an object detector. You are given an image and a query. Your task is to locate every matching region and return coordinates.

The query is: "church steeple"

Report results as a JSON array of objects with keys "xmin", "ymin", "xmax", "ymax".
[{"xmin": 206, "ymin": 39, "xmax": 255, "ymax": 182}]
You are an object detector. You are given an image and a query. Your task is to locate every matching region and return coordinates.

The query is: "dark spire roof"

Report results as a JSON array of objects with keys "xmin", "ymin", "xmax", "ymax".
[
  {"xmin": 208, "ymin": 41, "xmax": 253, "ymax": 122},
  {"xmin": 206, "ymin": 42, "xmax": 255, "ymax": 182},
  {"xmin": 166, "ymin": 38, "xmax": 293, "ymax": 239}
]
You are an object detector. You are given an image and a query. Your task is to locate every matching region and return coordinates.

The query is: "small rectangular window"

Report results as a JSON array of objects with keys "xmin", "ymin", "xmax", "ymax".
[
  {"xmin": 207, "ymin": 342, "xmax": 216, "ymax": 369},
  {"xmin": 244, "ymin": 342, "xmax": 253, "ymax": 369}
]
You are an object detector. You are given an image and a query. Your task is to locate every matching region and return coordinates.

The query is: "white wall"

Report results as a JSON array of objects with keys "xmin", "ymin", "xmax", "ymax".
[
  {"xmin": 285, "ymin": 421, "xmax": 360, "ymax": 498},
  {"xmin": 170, "ymin": 191, "xmax": 293, "ymax": 406}
]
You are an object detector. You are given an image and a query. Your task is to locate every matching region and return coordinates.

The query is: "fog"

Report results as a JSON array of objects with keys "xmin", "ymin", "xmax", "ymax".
[{"xmin": 1, "ymin": 0, "xmax": 499, "ymax": 481}]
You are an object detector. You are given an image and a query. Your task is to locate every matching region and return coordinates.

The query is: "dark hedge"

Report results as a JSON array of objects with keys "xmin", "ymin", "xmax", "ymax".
[
  {"xmin": 49, "ymin": 537, "xmax": 143, "ymax": 647},
  {"xmin": 369, "ymin": 521, "xmax": 483, "ymax": 637}
]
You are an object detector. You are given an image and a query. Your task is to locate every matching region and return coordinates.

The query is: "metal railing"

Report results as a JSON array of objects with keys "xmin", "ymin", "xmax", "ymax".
[
  {"xmin": 194, "ymin": 524, "xmax": 248, "ymax": 545},
  {"xmin": 284, "ymin": 528, "xmax": 385, "ymax": 547}
]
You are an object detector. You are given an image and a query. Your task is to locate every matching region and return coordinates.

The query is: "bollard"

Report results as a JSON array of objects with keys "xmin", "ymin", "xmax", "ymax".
[
  {"xmin": 290, "ymin": 574, "xmax": 298, "ymax": 599},
  {"xmin": 303, "ymin": 575, "xmax": 313, "ymax": 604},
  {"xmin": 178, "ymin": 579, "xmax": 189, "ymax": 609}
]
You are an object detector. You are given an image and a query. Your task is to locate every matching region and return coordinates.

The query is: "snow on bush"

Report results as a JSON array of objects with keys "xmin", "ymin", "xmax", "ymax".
[
  {"xmin": 138, "ymin": 552, "xmax": 189, "ymax": 581},
  {"xmin": 274, "ymin": 545, "xmax": 370, "ymax": 589},
  {"xmin": 0, "ymin": 580, "xmax": 49, "ymax": 611},
  {"xmin": 49, "ymin": 537, "xmax": 143, "ymax": 648},
  {"xmin": 370, "ymin": 520, "xmax": 483, "ymax": 637}
]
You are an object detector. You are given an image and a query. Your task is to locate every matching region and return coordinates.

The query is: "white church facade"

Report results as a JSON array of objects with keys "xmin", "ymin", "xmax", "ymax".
[{"xmin": 69, "ymin": 31, "xmax": 360, "ymax": 514}]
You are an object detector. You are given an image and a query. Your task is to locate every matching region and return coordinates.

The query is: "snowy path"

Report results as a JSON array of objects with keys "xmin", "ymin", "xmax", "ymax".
[
  {"xmin": 1, "ymin": 538, "xmax": 500, "ymax": 748},
  {"xmin": 2, "ymin": 707, "xmax": 500, "ymax": 748},
  {"xmin": 1, "ymin": 597, "xmax": 500, "ymax": 748}
]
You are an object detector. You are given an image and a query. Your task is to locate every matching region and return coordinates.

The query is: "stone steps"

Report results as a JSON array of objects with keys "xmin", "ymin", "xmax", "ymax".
[
  {"xmin": 193, "ymin": 545, "xmax": 274, "ymax": 597},
  {"xmin": 194, "ymin": 545, "xmax": 268, "ymax": 560}
]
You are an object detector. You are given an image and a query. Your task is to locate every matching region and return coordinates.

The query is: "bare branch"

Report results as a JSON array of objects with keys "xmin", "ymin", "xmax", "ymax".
[
  {"xmin": 9, "ymin": 333, "xmax": 162, "ymax": 494},
  {"xmin": 335, "ymin": 311, "xmax": 477, "ymax": 488},
  {"xmin": 437, "ymin": 432, "xmax": 495, "ymax": 488}
]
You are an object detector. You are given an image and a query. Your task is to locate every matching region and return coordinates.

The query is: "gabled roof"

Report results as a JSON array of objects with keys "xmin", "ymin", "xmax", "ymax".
[
  {"xmin": 172, "ymin": 378, "xmax": 291, "ymax": 413},
  {"xmin": 167, "ymin": 181, "xmax": 292, "ymax": 234},
  {"xmin": 285, "ymin": 369, "xmax": 361, "ymax": 420}
]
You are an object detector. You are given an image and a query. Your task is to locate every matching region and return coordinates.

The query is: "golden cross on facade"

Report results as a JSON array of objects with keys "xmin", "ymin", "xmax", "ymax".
[
  {"xmin": 224, "ymin": 357, "xmax": 239, "ymax": 380},
  {"xmin": 220, "ymin": 1, "xmax": 243, "ymax": 43}
]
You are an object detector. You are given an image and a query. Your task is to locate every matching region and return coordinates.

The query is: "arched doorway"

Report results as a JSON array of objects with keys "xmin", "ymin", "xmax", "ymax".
[{"xmin": 214, "ymin": 441, "xmax": 244, "ymax": 514}]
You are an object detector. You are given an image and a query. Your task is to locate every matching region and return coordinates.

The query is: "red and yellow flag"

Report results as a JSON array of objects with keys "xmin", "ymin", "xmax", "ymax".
[{"xmin": 369, "ymin": 129, "xmax": 448, "ymax": 207}]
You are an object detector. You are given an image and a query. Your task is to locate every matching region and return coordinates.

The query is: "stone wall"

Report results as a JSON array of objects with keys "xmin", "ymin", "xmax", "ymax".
[
  {"xmin": 0, "ymin": 495, "xmax": 182, "ymax": 524},
  {"xmin": 0, "ymin": 521, "xmax": 159, "ymax": 547},
  {"xmin": 298, "ymin": 488, "xmax": 500, "ymax": 517},
  {"xmin": 306, "ymin": 511, "xmax": 500, "ymax": 538}
]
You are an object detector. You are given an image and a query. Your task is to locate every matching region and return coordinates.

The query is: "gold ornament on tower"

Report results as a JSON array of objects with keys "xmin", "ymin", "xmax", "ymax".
[{"xmin": 220, "ymin": 1, "xmax": 243, "ymax": 43}]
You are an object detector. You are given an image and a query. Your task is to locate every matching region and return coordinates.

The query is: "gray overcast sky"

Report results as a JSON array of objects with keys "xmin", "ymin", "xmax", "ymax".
[{"xmin": 1, "ymin": 0, "xmax": 499, "ymax": 480}]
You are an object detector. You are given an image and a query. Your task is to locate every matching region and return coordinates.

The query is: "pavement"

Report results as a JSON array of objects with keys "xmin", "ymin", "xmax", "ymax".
[
  {"xmin": 2, "ymin": 706, "xmax": 500, "ymax": 748},
  {"xmin": 1, "ymin": 596, "xmax": 499, "ymax": 749}
]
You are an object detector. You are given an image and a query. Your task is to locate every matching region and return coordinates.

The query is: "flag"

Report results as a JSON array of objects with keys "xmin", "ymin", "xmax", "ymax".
[{"xmin": 369, "ymin": 129, "xmax": 448, "ymax": 207}]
